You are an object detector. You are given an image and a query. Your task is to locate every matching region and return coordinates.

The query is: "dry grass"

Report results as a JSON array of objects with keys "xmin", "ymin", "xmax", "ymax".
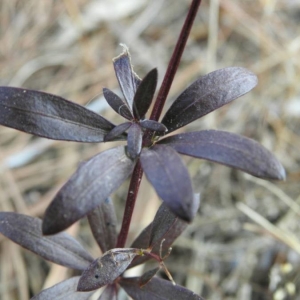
[{"xmin": 0, "ymin": 0, "xmax": 300, "ymax": 299}]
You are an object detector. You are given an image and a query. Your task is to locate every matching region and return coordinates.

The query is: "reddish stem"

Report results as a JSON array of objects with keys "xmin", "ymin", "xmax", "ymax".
[
  {"xmin": 116, "ymin": 0, "xmax": 202, "ymax": 248},
  {"xmin": 116, "ymin": 161, "xmax": 143, "ymax": 247},
  {"xmin": 150, "ymin": 0, "xmax": 202, "ymax": 122}
]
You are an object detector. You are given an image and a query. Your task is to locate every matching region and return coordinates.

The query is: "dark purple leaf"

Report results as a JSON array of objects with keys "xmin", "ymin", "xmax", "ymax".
[
  {"xmin": 31, "ymin": 276, "xmax": 94, "ymax": 300},
  {"xmin": 87, "ymin": 198, "xmax": 117, "ymax": 253},
  {"xmin": 113, "ymin": 49, "xmax": 138, "ymax": 110},
  {"xmin": 0, "ymin": 87, "xmax": 117, "ymax": 142},
  {"xmin": 159, "ymin": 130, "xmax": 286, "ymax": 180},
  {"xmin": 129, "ymin": 224, "xmax": 152, "ymax": 268},
  {"xmin": 127, "ymin": 123, "xmax": 143, "ymax": 159},
  {"xmin": 131, "ymin": 223, "xmax": 153, "ymax": 250},
  {"xmin": 120, "ymin": 276, "xmax": 204, "ymax": 300},
  {"xmin": 148, "ymin": 196, "xmax": 199, "ymax": 259},
  {"xmin": 133, "ymin": 68, "xmax": 157, "ymax": 119},
  {"xmin": 140, "ymin": 145, "xmax": 195, "ymax": 222},
  {"xmin": 103, "ymin": 88, "xmax": 133, "ymax": 120},
  {"xmin": 161, "ymin": 67, "xmax": 258, "ymax": 132},
  {"xmin": 104, "ymin": 122, "xmax": 131, "ymax": 142},
  {"xmin": 129, "ymin": 198, "xmax": 200, "ymax": 269},
  {"xmin": 77, "ymin": 248, "xmax": 138, "ymax": 291},
  {"xmin": 98, "ymin": 284, "xmax": 117, "ymax": 300},
  {"xmin": 152, "ymin": 217, "xmax": 187, "ymax": 257},
  {"xmin": 149, "ymin": 197, "xmax": 199, "ymax": 248},
  {"xmin": 43, "ymin": 146, "xmax": 135, "ymax": 235},
  {"xmin": 149, "ymin": 203, "xmax": 183, "ymax": 248},
  {"xmin": 140, "ymin": 120, "xmax": 167, "ymax": 133},
  {"xmin": 139, "ymin": 267, "xmax": 160, "ymax": 287},
  {"xmin": 0, "ymin": 212, "xmax": 93, "ymax": 270}
]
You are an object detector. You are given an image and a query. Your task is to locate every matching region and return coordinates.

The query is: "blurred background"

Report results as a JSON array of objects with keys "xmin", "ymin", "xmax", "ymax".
[{"xmin": 0, "ymin": 0, "xmax": 300, "ymax": 299}]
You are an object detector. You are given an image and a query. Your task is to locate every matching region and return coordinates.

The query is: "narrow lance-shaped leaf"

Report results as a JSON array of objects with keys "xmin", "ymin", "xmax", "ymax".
[
  {"xmin": 0, "ymin": 87, "xmax": 118, "ymax": 142},
  {"xmin": 140, "ymin": 144, "xmax": 195, "ymax": 222},
  {"xmin": 87, "ymin": 198, "xmax": 117, "ymax": 253},
  {"xmin": 133, "ymin": 68, "xmax": 158, "ymax": 119},
  {"xmin": 127, "ymin": 123, "xmax": 143, "ymax": 159},
  {"xmin": 43, "ymin": 146, "xmax": 135, "ymax": 235},
  {"xmin": 77, "ymin": 248, "xmax": 139, "ymax": 292},
  {"xmin": 159, "ymin": 130, "xmax": 286, "ymax": 180},
  {"xmin": 0, "ymin": 212, "xmax": 93, "ymax": 271},
  {"xmin": 31, "ymin": 276, "xmax": 94, "ymax": 300},
  {"xmin": 161, "ymin": 67, "xmax": 258, "ymax": 132},
  {"xmin": 120, "ymin": 277, "xmax": 205, "ymax": 300},
  {"xmin": 104, "ymin": 122, "xmax": 131, "ymax": 142},
  {"xmin": 103, "ymin": 88, "xmax": 133, "ymax": 120},
  {"xmin": 113, "ymin": 48, "xmax": 138, "ymax": 110}
]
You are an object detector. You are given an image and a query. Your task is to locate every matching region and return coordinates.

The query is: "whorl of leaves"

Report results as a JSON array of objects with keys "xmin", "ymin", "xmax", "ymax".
[{"xmin": 0, "ymin": 46, "xmax": 286, "ymax": 300}]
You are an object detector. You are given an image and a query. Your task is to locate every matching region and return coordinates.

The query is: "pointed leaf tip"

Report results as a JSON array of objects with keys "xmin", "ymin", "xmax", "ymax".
[{"xmin": 162, "ymin": 67, "xmax": 258, "ymax": 132}]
